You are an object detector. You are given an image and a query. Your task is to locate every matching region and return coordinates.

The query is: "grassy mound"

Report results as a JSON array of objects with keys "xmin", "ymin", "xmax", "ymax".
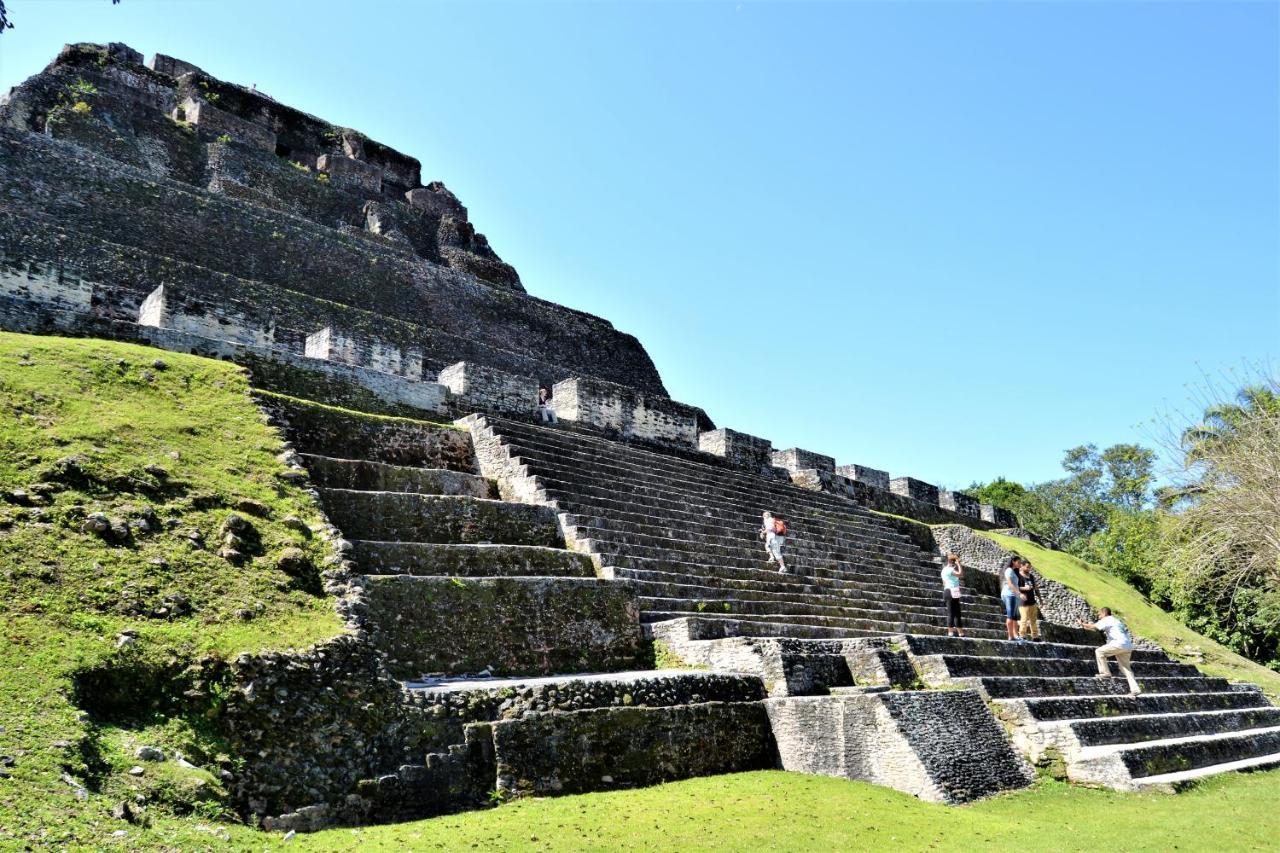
[
  {"xmin": 981, "ymin": 532, "xmax": 1280, "ymax": 697},
  {"xmin": 294, "ymin": 768, "xmax": 1280, "ymax": 851},
  {"xmin": 0, "ymin": 331, "xmax": 342, "ymax": 847}
]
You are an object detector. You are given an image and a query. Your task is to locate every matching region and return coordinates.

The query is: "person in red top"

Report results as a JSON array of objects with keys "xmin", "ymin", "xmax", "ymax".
[{"xmin": 761, "ymin": 511, "xmax": 788, "ymax": 574}]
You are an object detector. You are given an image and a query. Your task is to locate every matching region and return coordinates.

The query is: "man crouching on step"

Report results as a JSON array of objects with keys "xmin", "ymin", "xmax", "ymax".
[
  {"xmin": 1079, "ymin": 607, "xmax": 1142, "ymax": 695},
  {"xmin": 761, "ymin": 511, "xmax": 788, "ymax": 574}
]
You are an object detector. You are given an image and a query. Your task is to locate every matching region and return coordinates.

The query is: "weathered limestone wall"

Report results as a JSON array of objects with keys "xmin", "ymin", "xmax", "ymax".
[
  {"xmin": 788, "ymin": 468, "xmax": 1007, "ymax": 530},
  {"xmin": 771, "ymin": 447, "xmax": 836, "ymax": 475},
  {"xmin": 766, "ymin": 691, "xmax": 1032, "ymax": 804},
  {"xmin": 551, "ymin": 376, "xmax": 701, "ymax": 446},
  {"xmin": 698, "ymin": 428, "xmax": 777, "ymax": 475},
  {"xmin": 440, "ymin": 361, "xmax": 537, "ymax": 416},
  {"xmin": 491, "ymin": 703, "xmax": 776, "ymax": 796},
  {"xmin": 355, "ymin": 576, "xmax": 647, "ymax": 678}
]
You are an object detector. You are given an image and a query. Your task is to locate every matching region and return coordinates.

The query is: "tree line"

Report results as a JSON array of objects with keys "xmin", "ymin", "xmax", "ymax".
[{"xmin": 969, "ymin": 379, "xmax": 1280, "ymax": 670}]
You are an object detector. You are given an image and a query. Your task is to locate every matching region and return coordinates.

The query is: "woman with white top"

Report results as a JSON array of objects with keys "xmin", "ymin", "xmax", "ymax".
[{"xmin": 941, "ymin": 554, "xmax": 965, "ymax": 638}]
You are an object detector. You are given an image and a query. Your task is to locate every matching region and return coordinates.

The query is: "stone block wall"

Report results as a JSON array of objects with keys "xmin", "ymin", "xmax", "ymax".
[
  {"xmin": 980, "ymin": 504, "xmax": 1019, "ymax": 527},
  {"xmin": 890, "ymin": 476, "xmax": 940, "ymax": 505},
  {"xmin": 356, "ymin": 576, "xmax": 647, "ymax": 678},
  {"xmin": 939, "ymin": 490, "xmax": 980, "ymax": 518},
  {"xmin": 835, "ymin": 463, "xmax": 890, "ymax": 491},
  {"xmin": 491, "ymin": 703, "xmax": 775, "ymax": 797},
  {"xmin": 316, "ymin": 153, "xmax": 382, "ymax": 191},
  {"xmin": 305, "ymin": 326, "xmax": 424, "ymax": 380},
  {"xmin": 218, "ymin": 635, "xmax": 452, "ymax": 822},
  {"xmin": 771, "ymin": 447, "xmax": 835, "ymax": 474},
  {"xmin": 766, "ymin": 691, "xmax": 1031, "ymax": 804},
  {"xmin": 552, "ymin": 376, "xmax": 699, "ymax": 446},
  {"xmin": 698, "ymin": 428, "xmax": 774, "ymax": 473},
  {"xmin": 439, "ymin": 361, "xmax": 538, "ymax": 417},
  {"xmin": 178, "ymin": 96, "xmax": 277, "ymax": 151}
]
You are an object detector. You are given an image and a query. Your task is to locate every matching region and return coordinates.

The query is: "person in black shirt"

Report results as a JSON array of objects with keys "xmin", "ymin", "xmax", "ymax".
[{"xmin": 1016, "ymin": 561, "xmax": 1041, "ymax": 641}]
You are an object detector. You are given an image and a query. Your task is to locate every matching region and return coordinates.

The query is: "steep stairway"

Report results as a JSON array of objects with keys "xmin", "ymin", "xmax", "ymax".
[
  {"xmin": 470, "ymin": 415, "xmax": 1012, "ymax": 642},
  {"xmin": 258, "ymin": 399, "xmax": 772, "ymax": 829},
  {"xmin": 904, "ymin": 635, "xmax": 1280, "ymax": 790}
]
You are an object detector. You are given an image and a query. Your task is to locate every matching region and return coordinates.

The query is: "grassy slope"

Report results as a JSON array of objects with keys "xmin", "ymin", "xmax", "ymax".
[
  {"xmin": 295, "ymin": 769, "xmax": 1280, "ymax": 852},
  {"xmin": 0, "ymin": 332, "xmax": 343, "ymax": 849},
  {"xmin": 981, "ymin": 532, "xmax": 1280, "ymax": 697}
]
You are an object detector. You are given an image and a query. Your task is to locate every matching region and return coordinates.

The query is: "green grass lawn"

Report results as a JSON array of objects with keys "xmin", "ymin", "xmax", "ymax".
[
  {"xmin": 284, "ymin": 769, "xmax": 1280, "ymax": 852},
  {"xmin": 0, "ymin": 331, "xmax": 343, "ymax": 849},
  {"xmin": 981, "ymin": 532, "xmax": 1280, "ymax": 698}
]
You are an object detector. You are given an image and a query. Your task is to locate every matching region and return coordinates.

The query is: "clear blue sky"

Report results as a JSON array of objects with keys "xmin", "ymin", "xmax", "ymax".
[{"xmin": 2, "ymin": 1, "xmax": 1276, "ymax": 488}]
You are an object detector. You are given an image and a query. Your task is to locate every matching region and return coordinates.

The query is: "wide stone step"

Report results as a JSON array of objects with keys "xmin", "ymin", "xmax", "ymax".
[
  {"xmin": 926, "ymin": 654, "xmax": 1199, "ymax": 680},
  {"xmin": 574, "ymin": 527, "xmax": 952, "ymax": 590},
  {"xmin": 535, "ymin": 471, "xmax": 932, "ymax": 561},
  {"xmin": 1059, "ymin": 707, "xmax": 1280, "ymax": 748},
  {"xmin": 1076, "ymin": 726, "xmax": 1280, "ymax": 782},
  {"xmin": 576, "ymin": 530, "xmax": 943, "ymax": 588},
  {"xmin": 301, "ymin": 453, "xmax": 495, "ymax": 497},
  {"xmin": 646, "ymin": 615, "xmax": 888, "ymax": 641},
  {"xmin": 561, "ymin": 511, "xmax": 934, "ymax": 577},
  {"xmin": 361, "ymin": 575, "xmax": 645, "ymax": 678},
  {"xmin": 1002, "ymin": 690, "xmax": 1269, "ymax": 722},
  {"xmin": 489, "ymin": 425, "xmax": 931, "ymax": 543},
  {"xmin": 320, "ymin": 489, "xmax": 564, "ymax": 546},
  {"xmin": 642, "ymin": 610, "xmax": 1007, "ymax": 640},
  {"xmin": 1128, "ymin": 751, "xmax": 1280, "ymax": 791},
  {"xmin": 606, "ymin": 554, "xmax": 1001, "ymax": 613},
  {"xmin": 496, "ymin": 425, "xmax": 867, "ymax": 513},
  {"xmin": 901, "ymin": 634, "xmax": 1164, "ymax": 661},
  {"xmin": 351, "ymin": 541, "xmax": 595, "ymax": 577},
  {"xmin": 625, "ymin": 577, "xmax": 1005, "ymax": 621},
  {"xmin": 639, "ymin": 595, "xmax": 977, "ymax": 632},
  {"xmin": 558, "ymin": 502, "xmax": 925, "ymax": 564},
  {"xmin": 534, "ymin": 471, "xmax": 925, "ymax": 557},
  {"xmin": 614, "ymin": 566, "xmax": 1006, "ymax": 616},
  {"xmin": 966, "ymin": 675, "xmax": 1231, "ymax": 699}
]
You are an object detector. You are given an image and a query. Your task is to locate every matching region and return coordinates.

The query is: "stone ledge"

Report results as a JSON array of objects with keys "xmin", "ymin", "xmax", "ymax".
[
  {"xmin": 492, "ymin": 702, "xmax": 775, "ymax": 796},
  {"xmin": 356, "ymin": 575, "xmax": 646, "ymax": 678}
]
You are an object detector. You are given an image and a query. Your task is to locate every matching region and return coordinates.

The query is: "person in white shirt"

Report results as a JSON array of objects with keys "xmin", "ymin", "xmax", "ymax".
[
  {"xmin": 940, "ymin": 554, "xmax": 965, "ymax": 637},
  {"xmin": 760, "ymin": 511, "xmax": 788, "ymax": 574},
  {"xmin": 1079, "ymin": 607, "xmax": 1141, "ymax": 695}
]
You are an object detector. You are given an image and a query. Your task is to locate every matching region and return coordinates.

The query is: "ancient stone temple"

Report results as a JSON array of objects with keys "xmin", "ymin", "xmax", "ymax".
[{"xmin": 3, "ymin": 43, "xmax": 1278, "ymax": 832}]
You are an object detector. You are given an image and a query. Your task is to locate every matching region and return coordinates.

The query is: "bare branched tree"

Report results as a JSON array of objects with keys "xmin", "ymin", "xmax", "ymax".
[{"xmin": 1160, "ymin": 373, "xmax": 1280, "ymax": 643}]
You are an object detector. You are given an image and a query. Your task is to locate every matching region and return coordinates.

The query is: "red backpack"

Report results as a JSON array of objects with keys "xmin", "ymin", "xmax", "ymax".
[{"xmin": 773, "ymin": 518, "xmax": 787, "ymax": 536}]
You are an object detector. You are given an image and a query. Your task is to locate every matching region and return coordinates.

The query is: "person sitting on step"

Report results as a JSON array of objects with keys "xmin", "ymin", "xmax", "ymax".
[
  {"xmin": 1016, "ymin": 560, "xmax": 1041, "ymax": 642},
  {"xmin": 760, "ymin": 510, "xmax": 788, "ymax": 574},
  {"xmin": 1001, "ymin": 557, "xmax": 1022, "ymax": 642},
  {"xmin": 537, "ymin": 386, "xmax": 557, "ymax": 423},
  {"xmin": 941, "ymin": 554, "xmax": 965, "ymax": 638},
  {"xmin": 1079, "ymin": 607, "xmax": 1142, "ymax": 695}
]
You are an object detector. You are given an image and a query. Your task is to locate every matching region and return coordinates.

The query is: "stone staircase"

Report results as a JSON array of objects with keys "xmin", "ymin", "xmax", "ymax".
[
  {"xmin": 469, "ymin": 415, "xmax": 1013, "ymax": 641},
  {"xmin": 255, "ymin": 397, "xmax": 774, "ymax": 829},
  {"xmin": 905, "ymin": 635, "xmax": 1280, "ymax": 790}
]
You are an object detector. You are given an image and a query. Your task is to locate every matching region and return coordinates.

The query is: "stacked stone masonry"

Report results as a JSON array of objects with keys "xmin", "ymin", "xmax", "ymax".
[{"xmin": 3, "ymin": 41, "xmax": 1277, "ymax": 834}]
